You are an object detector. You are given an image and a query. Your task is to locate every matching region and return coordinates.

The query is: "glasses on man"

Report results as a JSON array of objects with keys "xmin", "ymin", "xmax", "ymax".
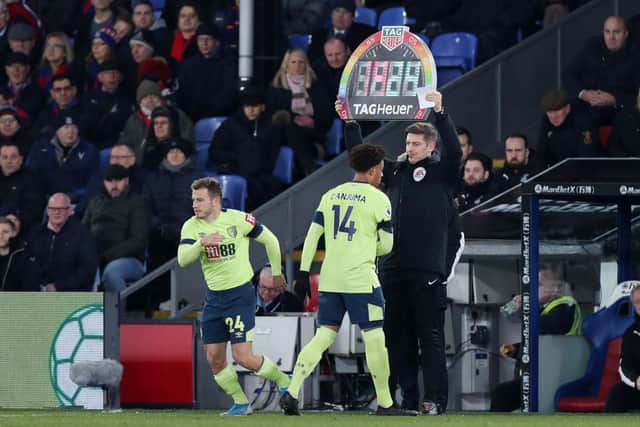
[
  {"xmin": 258, "ymin": 285, "xmax": 280, "ymax": 294},
  {"xmin": 47, "ymin": 206, "xmax": 70, "ymax": 213},
  {"xmin": 0, "ymin": 117, "xmax": 18, "ymax": 125}
]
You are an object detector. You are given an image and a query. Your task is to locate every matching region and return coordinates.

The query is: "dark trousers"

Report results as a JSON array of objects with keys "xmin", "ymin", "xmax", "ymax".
[
  {"xmin": 382, "ymin": 275, "xmax": 448, "ymax": 411},
  {"xmin": 490, "ymin": 378, "xmax": 521, "ymax": 412},
  {"xmin": 604, "ymin": 383, "xmax": 640, "ymax": 412}
]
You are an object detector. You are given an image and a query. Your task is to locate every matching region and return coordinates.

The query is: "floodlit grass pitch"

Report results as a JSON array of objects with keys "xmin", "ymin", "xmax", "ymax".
[{"xmin": 0, "ymin": 410, "xmax": 637, "ymax": 427}]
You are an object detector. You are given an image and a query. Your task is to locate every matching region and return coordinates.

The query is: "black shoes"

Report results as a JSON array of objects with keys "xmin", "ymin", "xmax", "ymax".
[
  {"xmin": 280, "ymin": 391, "xmax": 301, "ymax": 416},
  {"xmin": 375, "ymin": 404, "xmax": 419, "ymax": 416}
]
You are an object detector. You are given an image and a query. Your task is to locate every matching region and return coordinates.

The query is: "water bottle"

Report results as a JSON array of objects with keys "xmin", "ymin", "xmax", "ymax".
[{"xmin": 500, "ymin": 297, "xmax": 519, "ymax": 317}]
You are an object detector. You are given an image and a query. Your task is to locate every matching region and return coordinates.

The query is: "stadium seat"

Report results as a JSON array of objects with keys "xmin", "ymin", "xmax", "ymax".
[
  {"xmin": 216, "ymin": 174, "xmax": 248, "ymax": 211},
  {"xmin": 436, "ymin": 66, "xmax": 464, "ymax": 87},
  {"xmin": 304, "ymin": 273, "xmax": 320, "ymax": 312},
  {"xmin": 555, "ymin": 291, "xmax": 635, "ymax": 412},
  {"xmin": 195, "ymin": 143, "xmax": 210, "ymax": 172},
  {"xmin": 377, "ymin": 6, "xmax": 406, "ymax": 29},
  {"xmin": 354, "ymin": 7, "xmax": 377, "ymax": 27},
  {"xmin": 194, "ymin": 117, "xmax": 226, "ymax": 144},
  {"xmin": 417, "ymin": 32, "xmax": 430, "ymax": 47},
  {"xmin": 99, "ymin": 147, "xmax": 111, "ymax": 170},
  {"xmin": 131, "ymin": 0, "xmax": 165, "ymax": 11},
  {"xmin": 325, "ymin": 118, "xmax": 343, "ymax": 158},
  {"xmin": 273, "ymin": 146, "xmax": 294, "ymax": 185},
  {"xmin": 599, "ymin": 126, "xmax": 612, "ymax": 149},
  {"xmin": 431, "ymin": 32, "xmax": 478, "ymax": 72},
  {"xmin": 288, "ymin": 34, "xmax": 312, "ymax": 52}
]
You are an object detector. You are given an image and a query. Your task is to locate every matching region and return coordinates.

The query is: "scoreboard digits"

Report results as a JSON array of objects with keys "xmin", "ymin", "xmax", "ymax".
[{"xmin": 353, "ymin": 60, "xmax": 422, "ymax": 97}]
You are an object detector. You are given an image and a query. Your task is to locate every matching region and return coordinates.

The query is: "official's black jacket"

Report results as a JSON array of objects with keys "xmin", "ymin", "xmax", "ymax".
[
  {"xmin": 619, "ymin": 314, "xmax": 640, "ymax": 390},
  {"xmin": 345, "ymin": 111, "xmax": 461, "ymax": 280}
]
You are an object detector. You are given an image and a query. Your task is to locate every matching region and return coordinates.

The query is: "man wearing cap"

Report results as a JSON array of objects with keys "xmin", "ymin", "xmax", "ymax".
[
  {"xmin": 7, "ymin": 22, "xmax": 37, "ymax": 63},
  {"xmin": 83, "ymin": 163, "xmax": 150, "ymax": 296},
  {"xmin": 132, "ymin": 0, "xmax": 169, "ymax": 57},
  {"xmin": 564, "ymin": 16, "xmax": 638, "ymax": 127},
  {"xmin": 458, "ymin": 152, "xmax": 493, "ymax": 212},
  {"xmin": 0, "ymin": 140, "xmax": 44, "ymax": 235},
  {"xmin": 3, "ymin": 51, "xmax": 45, "ymax": 118},
  {"xmin": 81, "ymin": 60, "xmax": 134, "ymax": 148},
  {"xmin": 536, "ymin": 88, "xmax": 600, "ymax": 171},
  {"xmin": 176, "ymin": 23, "xmax": 237, "ymax": 121},
  {"xmin": 27, "ymin": 112, "xmax": 99, "ymax": 201},
  {"xmin": 31, "ymin": 73, "xmax": 81, "ymax": 141},
  {"xmin": 26, "ymin": 192, "xmax": 98, "ymax": 292},
  {"xmin": 308, "ymin": 0, "xmax": 376, "ymax": 64},
  {"xmin": 118, "ymin": 79, "xmax": 194, "ymax": 159},
  {"xmin": 143, "ymin": 137, "xmax": 203, "ymax": 306},
  {"xmin": 126, "ymin": 29, "xmax": 158, "ymax": 91},
  {"xmin": 208, "ymin": 86, "xmax": 282, "ymax": 210}
]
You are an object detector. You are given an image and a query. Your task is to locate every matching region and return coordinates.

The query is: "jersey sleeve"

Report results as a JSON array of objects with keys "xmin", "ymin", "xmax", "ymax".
[
  {"xmin": 375, "ymin": 193, "xmax": 393, "ymax": 232},
  {"xmin": 177, "ymin": 218, "xmax": 201, "ymax": 267},
  {"xmin": 300, "ymin": 196, "xmax": 326, "ymax": 272},
  {"xmin": 236, "ymin": 211, "xmax": 264, "ymax": 238}
]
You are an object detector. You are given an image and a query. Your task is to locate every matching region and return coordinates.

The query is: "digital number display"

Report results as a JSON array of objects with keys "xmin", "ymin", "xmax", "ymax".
[{"xmin": 352, "ymin": 60, "xmax": 422, "ymax": 97}]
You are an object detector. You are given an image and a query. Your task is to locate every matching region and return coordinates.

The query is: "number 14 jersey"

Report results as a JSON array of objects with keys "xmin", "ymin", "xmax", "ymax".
[{"xmin": 313, "ymin": 181, "xmax": 392, "ymax": 293}]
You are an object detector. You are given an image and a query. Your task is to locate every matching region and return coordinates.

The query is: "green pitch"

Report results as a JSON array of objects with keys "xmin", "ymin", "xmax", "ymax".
[{"xmin": 0, "ymin": 410, "xmax": 636, "ymax": 427}]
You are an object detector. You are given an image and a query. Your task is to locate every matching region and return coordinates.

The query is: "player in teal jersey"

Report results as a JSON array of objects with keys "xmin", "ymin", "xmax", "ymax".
[
  {"xmin": 178, "ymin": 177, "xmax": 290, "ymax": 416},
  {"xmin": 280, "ymin": 145, "xmax": 417, "ymax": 416}
]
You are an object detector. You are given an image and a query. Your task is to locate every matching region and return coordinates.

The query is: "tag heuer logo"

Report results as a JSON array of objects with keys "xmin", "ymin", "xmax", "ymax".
[
  {"xmin": 381, "ymin": 26, "xmax": 407, "ymax": 51},
  {"xmin": 227, "ymin": 226, "xmax": 237, "ymax": 238}
]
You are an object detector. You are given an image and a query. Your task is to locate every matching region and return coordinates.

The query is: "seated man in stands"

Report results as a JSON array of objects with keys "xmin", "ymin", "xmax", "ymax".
[
  {"xmin": 83, "ymin": 164, "xmax": 149, "ymax": 295},
  {"xmin": 458, "ymin": 152, "xmax": 493, "ymax": 212},
  {"xmin": 0, "ymin": 104, "xmax": 31, "ymax": 150},
  {"xmin": 132, "ymin": 0, "xmax": 170, "ymax": 57},
  {"xmin": 492, "ymin": 133, "xmax": 533, "ymax": 194},
  {"xmin": 3, "ymin": 51, "xmax": 45, "ymax": 119},
  {"xmin": 490, "ymin": 265, "xmax": 582, "ymax": 411},
  {"xmin": 208, "ymin": 86, "xmax": 281, "ymax": 210},
  {"xmin": 255, "ymin": 265, "xmax": 303, "ymax": 315},
  {"xmin": 31, "ymin": 74, "xmax": 81, "ymax": 141},
  {"xmin": 563, "ymin": 16, "xmax": 637, "ymax": 127},
  {"xmin": 27, "ymin": 193, "xmax": 98, "ymax": 292},
  {"xmin": 0, "ymin": 215, "xmax": 38, "ymax": 291},
  {"xmin": 0, "ymin": 140, "xmax": 44, "ymax": 236},
  {"xmin": 457, "ymin": 126, "xmax": 473, "ymax": 164},
  {"xmin": 314, "ymin": 36, "xmax": 349, "ymax": 110},
  {"xmin": 604, "ymin": 284, "xmax": 640, "ymax": 412},
  {"xmin": 535, "ymin": 89, "xmax": 600, "ymax": 171}
]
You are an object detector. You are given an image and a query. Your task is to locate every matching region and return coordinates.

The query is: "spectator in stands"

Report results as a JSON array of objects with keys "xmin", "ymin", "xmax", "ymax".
[
  {"xmin": 491, "ymin": 133, "xmax": 533, "ymax": 194},
  {"xmin": 0, "ymin": 2, "xmax": 9, "ymax": 67},
  {"xmin": 4, "ymin": 52, "xmax": 45, "ymax": 119},
  {"xmin": 604, "ymin": 284, "xmax": 640, "ymax": 412},
  {"xmin": 83, "ymin": 164, "xmax": 149, "ymax": 295},
  {"xmin": 126, "ymin": 29, "xmax": 157, "ymax": 91},
  {"xmin": 142, "ymin": 105, "xmax": 195, "ymax": 170},
  {"xmin": 281, "ymin": 0, "xmax": 327, "ymax": 37},
  {"xmin": 85, "ymin": 28, "xmax": 118, "ymax": 90},
  {"xmin": 28, "ymin": 112, "xmax": 99, "ymax": 202},
  {"xmin": 0, "ymin": 105, "xmax": 30, "ymax": 150},
  {"xmin": 315, "ymin": 36, "xmax": 350, "ymax": 111},
  {"xmin": 608, "ymin": 94, "xmax": 640, "ymax": 157},
  {"xmin": 255, "ymin": 265, "xmax": 303, "ymax": 315},
  {"xmin": 457, "ymin": 126, "xmax": 473, "ymax": 163},
  {"xmin": 491, "ymin": 265, "xmax": 582, "ymax": 411},
  {"xmin": 81, "ymin": 61, "xmax": 133, "ymax": 148},
  {"xmin": 27, "ymin": 192, "xmax": 99, "ymax": 292},
  {"xmin": 73, "ymin": 0, "xmax": 119, "ymax": 58},
  {"xmin": 175, "ymin": 23, "xmax": 238, "ymax": 121},
  {"xmin": 308, "ymin": 0, "xmax": 375, "ymax": 64},
  {"xmin": 31, "ymin": 74, "xmax": 81, "ymax": 141},
  {"xmin": 268, "ymin": 48, "xmax": 332, "ymax": 177},
  {"xmin": 458, "ymin": 152, "xmax": 493, "ymax": 212},
  {"xmin": 132, "ymin": 0, "xmax": 169, "ymax": 57},
  {"xmin": 564, "ymin": 16, "xmax": 638, "ymax": 127},
  {"xmin": 118, "ymin": 79, "xmax": 194, "ymax": 161},
  {"xmin": 7, "ymin": 22, "xmax": 38, "ymax": 65},
  {"xmin": 0, "ymin": 215, "xmax": 38, "ymax": 291},
  {"xmin": 0, "ymin": 141, "xmax": 44, "ymax": 236},
  {"xmin": 143, "ymin": 138, "xmax": 202, "ymax": 307},
  {"xmin": 208, "ymin": 86, "xmax": 282, "ymax": 210},
  {"xmin": 536, "ymin": 88, "xmax": 599, "ymax": 171},
  {"xmin": 170, "ymin": 1, "xmax": 200, "ymax": 64},
  {"xmin": 36, "ymin": 32, "xmax": 79, "ymax": 92},
  {"xmin": 113, "ymin": 11, "xmax": 134, "ymax": 56},
  {"xmin": 6, "ymin": 0, "xmax": 43, "ymax": 39}
]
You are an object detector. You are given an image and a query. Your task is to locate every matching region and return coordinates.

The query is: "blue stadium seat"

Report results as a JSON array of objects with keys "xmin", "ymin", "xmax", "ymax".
[
  {"xmin": 354, "ymin": 7, "xmax": 377, "ymax": 27},
  {"xmin": 436, "ymin": 67, "xmax": 465, "ymax": 87},
  {"xmin": 131, "ymin": 0, "xmax": 165, "ymax": 12},
  {"xmin": 431, "ymin": 32, "xmax": 478, "ymax": 71},
  {"xmin": 288, "ymin": 34, "xmax": 313, "ymax": 52},
  {"xmin": 417, "ymin": 32, "xmax": 430, "ymax": 47},
  {"xmin": 195, "ymin": 143, "xmax": 210, "ymax": 172},
  {"xmin": 325, "ymin": 119, "xmax": 343, "ymax": 157},
  {"xmin": 377, "ymin": 6, "xmax": 406, "ymax": 29},
  {"xmin": 273, "ymin": 146, "xmax": 294, "ymax": 185},
  {"xmin": 100, "ymin": 147, "xmax": 111, "ymax": 170},
  {"xmin": 217, "ymin": 174, "xmax": 248, "ymax": 211},
  {"xmin": 194, "ymin": 117, "xmax": 226, "ymax": 144}
]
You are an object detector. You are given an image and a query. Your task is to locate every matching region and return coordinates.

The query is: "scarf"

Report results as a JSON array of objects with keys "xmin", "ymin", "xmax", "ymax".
[
  {"xmin": 287, "ymin": 74, "xmax": 313, "ymax": 116},
  {"xmin": 171, "ymin": 32, "xmax": 195, "ymax": 63}
]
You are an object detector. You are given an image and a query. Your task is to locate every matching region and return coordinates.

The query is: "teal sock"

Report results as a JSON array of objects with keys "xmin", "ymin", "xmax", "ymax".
[{"xmin": 288, "ymin": 327, "xmax": 337, "ymax": 399}]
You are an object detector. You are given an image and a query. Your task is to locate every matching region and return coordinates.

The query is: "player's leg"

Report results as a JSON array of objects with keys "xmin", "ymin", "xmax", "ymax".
[
  {"xmin": 280, "ymin": 292, "xmax": 344, "ymax": 415},
  {"xmin": 231, "ymin": 342, "xmax": 290, "ymax": 389}
]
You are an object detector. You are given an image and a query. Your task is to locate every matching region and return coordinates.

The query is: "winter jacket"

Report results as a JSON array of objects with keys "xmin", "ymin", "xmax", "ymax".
[
  {"xmin": 0, "ymin": 243, "xmax": 40, "ymax": 291},
  {"xmin": 0, "ymin": 167, "xmax": 46, "ymax": 235}
]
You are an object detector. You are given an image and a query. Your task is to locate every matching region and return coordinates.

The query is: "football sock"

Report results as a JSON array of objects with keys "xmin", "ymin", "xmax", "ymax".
[
  {"xmin": 255, "ymin": 356, "xmax": 290, "ymax": 389},
  {"xmin": 214, "ymin": 364, "xmax": 249, "ymax": 404},
  {"xmin": 361, "ymin": 327, "xmax": 393, "ymax": 408},
  {"xmin": 288, "ymin": 327, "xmax": 337, "ymax": 399}
]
